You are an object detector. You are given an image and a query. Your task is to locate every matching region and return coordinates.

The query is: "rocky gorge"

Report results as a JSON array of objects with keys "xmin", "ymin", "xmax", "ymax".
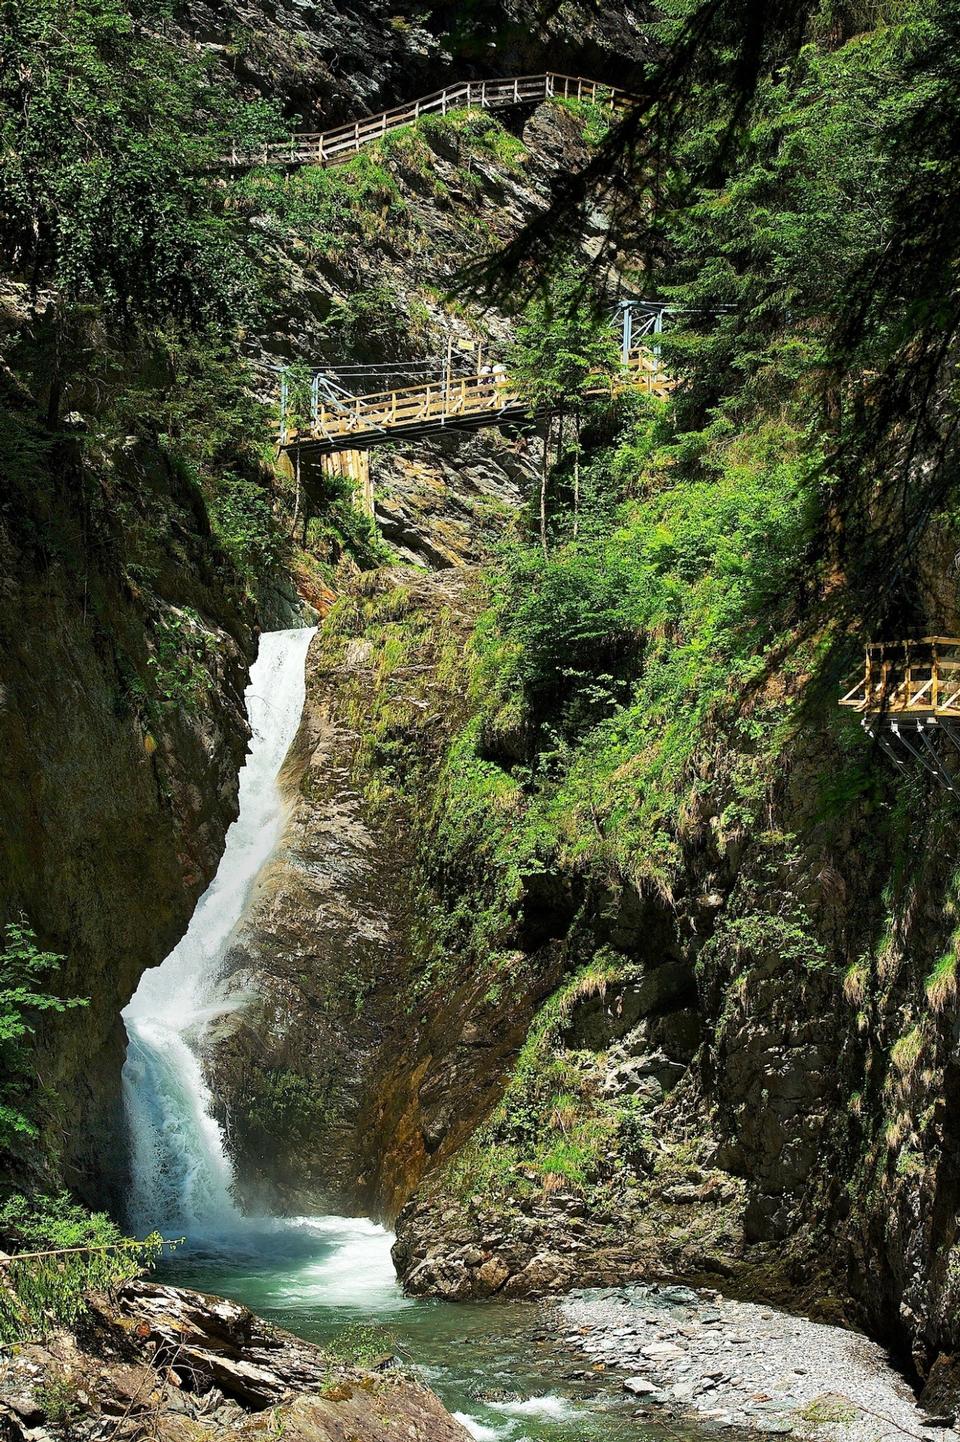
[{"xmin": 5, "ymin": 1, "xmax": 960, "ymax": 1440}]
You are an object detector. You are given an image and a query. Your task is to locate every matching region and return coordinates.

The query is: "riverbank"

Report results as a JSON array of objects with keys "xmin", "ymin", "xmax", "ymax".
[
  {"xmin": 555, "ymin": 1283, "xmax": 957, "ymax": 1442},
  {"xmin": 0, "ymin": 1278, "xmax": 470, "ymax": 1441}
]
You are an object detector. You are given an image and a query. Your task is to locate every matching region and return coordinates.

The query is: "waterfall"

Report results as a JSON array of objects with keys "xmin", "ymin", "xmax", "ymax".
[{"xmin": 121, "ymin": 626, "xmax": 315, "ymax": 1245}]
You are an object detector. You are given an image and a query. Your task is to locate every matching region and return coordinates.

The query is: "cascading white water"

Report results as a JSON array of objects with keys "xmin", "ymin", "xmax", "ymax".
[
  {"xmin": 121, "ymin": 626, "xmax": 315, "ymax": 1244},
  {"xmin": 116, "ymin": 630, "xmax": 621, "ymax": 1442}
]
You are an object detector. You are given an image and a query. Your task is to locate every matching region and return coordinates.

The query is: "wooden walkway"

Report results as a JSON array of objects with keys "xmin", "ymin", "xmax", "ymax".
[
  {"xmin": 278, "ymin": 348, "xmax": 671, "ymax": 457},
  {"xmin": 841, "ymin": 638, "xmax": 960, "ymax": 791},
  {"xmin": 226, "ymin": 73, "xmax": 627, "ymax": 170},
  {"xmin": 840, "ymin": 639, "xmax": 960, "ymax": 719}
]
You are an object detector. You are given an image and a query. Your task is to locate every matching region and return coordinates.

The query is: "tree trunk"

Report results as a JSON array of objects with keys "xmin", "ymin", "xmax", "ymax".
[
  {"xmin": 540, "ymin": 416, "xmax": 551, "ymax": 561},
  {"xmin": 573, "ymin": 411, "xmax": 581, "ymax": 540}
]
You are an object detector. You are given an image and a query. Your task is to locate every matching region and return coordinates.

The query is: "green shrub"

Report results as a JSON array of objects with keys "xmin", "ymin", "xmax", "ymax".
[
  {"xmin": 35, "ymin": 1375, "xmax": 82, "ymax": 1426},
  {"xmin": 421, "ymin": 108, "xmax": 528, "ymax": 170},
  {"xmin": 551, "ymin": 96, "xmax": 615, "ymax": 146},
  {"xmin": 0, "ymin": 921, "xmax": 87, "ymax": 1153},
  {"xmin": 147, "ymin": 607, "xmax": 213, "ymax": 712},
  {"xmin": 236, "ymin": 153, "xmax": 406, "ymax": 254},
  {"xmin": 207, "ymin": 473, "xmax": 287, "ymax": 584},
  {"xmin": 323, "ymin": 1322, "xmax": 398, "ymax": 1367},
  {"xmin": 0, "ymin": 1192, "xmax": 163, "ymax": 1343},
  {"xmin": 0, "ymin": 0, "xmax": 277, "ymax": 318}
]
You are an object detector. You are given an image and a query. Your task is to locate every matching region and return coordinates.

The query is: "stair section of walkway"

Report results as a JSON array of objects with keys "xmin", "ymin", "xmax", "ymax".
[{"xmin": 227, "ymin": 73, "xmax": 628, "ymax": 170}]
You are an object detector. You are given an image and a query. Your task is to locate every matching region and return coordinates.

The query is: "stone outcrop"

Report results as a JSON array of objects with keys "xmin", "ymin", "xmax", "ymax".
[
  {"xmin": 176, "ymin": 0, "xmax": 649, "ymax": 130},
  {"xmin": 206, "ymin": 568, "xmax": 492, "ymax": 1215},
  {"xmin": 384, "ymin": 682, "xmax": 960, "ymax": 1403},
  {"xmin": 250, "ymin": 99, "xmax": 605, "ymax": 570},
  {"xmin": 0, "ymin": 1280, "xmax": 469, "ymax": 1440}
]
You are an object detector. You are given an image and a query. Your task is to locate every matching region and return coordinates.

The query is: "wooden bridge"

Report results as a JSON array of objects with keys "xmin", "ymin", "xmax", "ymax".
[
  {"xmin": 277, "ymin": 346, "xmax": 671, "ymax": 458},
  {"xmin": 226, "ymin": 73, "xmax": 628, "ymax": 170},
  {"xmin": 841, "ymin": 638, "xmax": 960, "ymax": 790}
]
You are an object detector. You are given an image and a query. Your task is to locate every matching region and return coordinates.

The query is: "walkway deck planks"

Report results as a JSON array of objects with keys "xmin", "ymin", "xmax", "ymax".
[{"xmin": 277, "ymin": 348, "xmax": 671, "ymax": 457}]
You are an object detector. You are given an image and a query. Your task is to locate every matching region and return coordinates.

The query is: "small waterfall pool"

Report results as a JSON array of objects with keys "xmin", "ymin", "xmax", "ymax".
[
  {"xmin": 159, "ymin": 1214, "xmax": 669, "ymax": 1442},
  {"xmin": 118, "ymin": 629, "xmax": 699, "ymax": 1442}
]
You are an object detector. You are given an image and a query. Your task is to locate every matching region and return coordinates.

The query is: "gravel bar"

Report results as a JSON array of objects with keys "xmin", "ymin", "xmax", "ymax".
[{"xmin": 558, "ymin": 1284, "xmax": 959, "ymax": 1442}]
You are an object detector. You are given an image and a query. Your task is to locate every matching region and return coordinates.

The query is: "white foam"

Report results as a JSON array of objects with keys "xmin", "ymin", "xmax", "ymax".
[
  {"xmin": 453, "ymin": 1414, "xmax": 515, "ymax": 1441},
  {"xmin": 489, "ymin": 1394, "xmax": 579, "ymax": 1421},
  {"xmin": 260, "ymin": 1215, "xmax": 415, "ymax": 1313}
]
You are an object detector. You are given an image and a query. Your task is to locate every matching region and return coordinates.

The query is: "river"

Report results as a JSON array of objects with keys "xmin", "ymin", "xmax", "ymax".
[{"xmin": 161, "ymin": 1216, "xmax": 677, "ymax": 1441}]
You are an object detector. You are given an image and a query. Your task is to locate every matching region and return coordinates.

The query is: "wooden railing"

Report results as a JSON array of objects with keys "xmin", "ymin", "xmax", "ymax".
[
  {"xmin": 840, "ymin": 639, "xmax": 960, "ymax": 718},
  {"xmin": 226, "ymin": 73, "xmax": 629, "ymax": 170},
  {"xmin": 278, "ymin": 348, "xmax": 672, "ymax": 455}
]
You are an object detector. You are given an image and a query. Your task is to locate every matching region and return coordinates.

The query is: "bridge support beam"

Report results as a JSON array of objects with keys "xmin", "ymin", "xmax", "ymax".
[{"xmin": 321, "ymin": 449, "xmax": 374, "ymax": 518}]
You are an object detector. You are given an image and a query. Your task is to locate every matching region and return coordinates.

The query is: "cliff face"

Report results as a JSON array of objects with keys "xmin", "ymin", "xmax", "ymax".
[
  {"xmin": 12, "ymin": 0, "xmax": 960, "ymax": 1419},
  {"xmin": 381, "ymin": 632, "xmax": 960, "ymax": 1402},
  {"xmin": 0, "ymin": 0, "xmax": 639, "ymax": 1196},
  {"xmin": 0, "ymin": 287, "xmax": 268, "ymax": 1198},
  {"xmin": 176, "ymin": 0, "xmax": 649, "ymax": 126},
  {"xmin": 198, "ymin": 92, "xmax": 635, "ymax": 1204},
  {"xmin": 242, "ymin": 556, "xmax": 960, "ymax": 1402},
  {"xmin": 241, "ymin": 97, "xmax": 606, "ymax": 568},
  {"xmin": 207, "ymin": 569, "xmax": 480, "ymax": 1214}
]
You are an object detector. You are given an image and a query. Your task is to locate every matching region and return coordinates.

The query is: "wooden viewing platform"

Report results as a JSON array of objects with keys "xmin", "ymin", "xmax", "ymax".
[
  {"xmin": 840, "ymin": 639, "xmax": 960, "ymax": 719},
  {"xmin": 840, "ymin": 638, "xmax": 960, "ymax": 791},
  {"xmin": 277, "ymin": 347, "xmax": 672, "ymax": 457},
  {"xmin": 225, "ymin": 73, "xmax": 628, "ymax": 170}
]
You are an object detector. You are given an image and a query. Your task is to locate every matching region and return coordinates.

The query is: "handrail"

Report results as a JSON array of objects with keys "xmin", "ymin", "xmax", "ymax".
[
  {"xmin": 840, "ymin": 638, "xmax": 960, "ymax": 718},
  {"xmin": 277, "ymin": 348, "xmax": 671, "ymax": 453},
  {"xmin": 225, "ymin": 72, "xmax": 631, "ymax": 170},
  {"xmin": 0, "ymin": 1238, "xmax": 172, "ymax": 1264}
]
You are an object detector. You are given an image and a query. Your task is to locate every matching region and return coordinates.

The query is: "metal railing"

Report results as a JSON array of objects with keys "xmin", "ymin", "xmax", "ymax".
[{"xmin": 276, "ymin": 345, "xmax": 672, "ymax": 454}]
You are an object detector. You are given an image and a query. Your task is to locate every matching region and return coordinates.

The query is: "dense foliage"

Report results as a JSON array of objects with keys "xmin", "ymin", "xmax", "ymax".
[
  {"xmin": 0, "ymin": 1192, "xmax": 162, "ymax": 1343},
  {"xmin": 0, "ymin": 0, "xmax": 279, "ymax": 317},
  {"xmin": 0, "ymin": 922, "xmax": 86, "ymax": 1155},
  {"xmin": 406, "ymin": 0, "xmax": 960, "ymax": 1216},
  {"xmin": 0, "ymin": 0, "xmax": 300, "ymax": 621},
  {"xmin": 439, "ymin": 0, "xmax": 960, "ymax": 912}
]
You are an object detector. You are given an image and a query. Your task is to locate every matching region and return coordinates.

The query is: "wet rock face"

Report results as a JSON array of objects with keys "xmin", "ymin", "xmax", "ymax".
[
  {"xmin": 205, "ymin": 568, "xmax": 574, "ymax": 1220},
  {"xmin": 372, "ymin": 430, "xmax": 529, "ymax": 570},
  {"xmin": 0, "ymin": 359, "xmax": 258, "ymax": 1200},
  {"xmin": 0, "ymin": 1280, "xmax": 469, "ymax": 1440},
  {"xmin": 176, "ymin": 0, "xmax": 650, "ymax": 127},
  {"xmin": 205, "ymin": 624, "xmax": 413, "ymax": 1212},
  {"xmin": 207, "ymin": 569, "xmax": 491, "ymax": 1215}
]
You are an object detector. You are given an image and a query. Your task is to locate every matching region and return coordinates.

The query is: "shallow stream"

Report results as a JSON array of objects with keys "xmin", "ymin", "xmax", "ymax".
[{"xmin": 161, "ymin": 1215, "xmax": 690, "ymax": 1442}]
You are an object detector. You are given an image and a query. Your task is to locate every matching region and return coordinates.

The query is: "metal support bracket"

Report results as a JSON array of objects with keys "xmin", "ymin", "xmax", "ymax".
[
  {"xmin": 891, "ymin": 721, "xmax": 942, "ymax": 780},
  {"xmin": 914, "ymin": 720, "xmax": 957, "ymax": 792},
  {"xmin": 863, "ymin": 719, "xmax": 909, "ymax": 773}
]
